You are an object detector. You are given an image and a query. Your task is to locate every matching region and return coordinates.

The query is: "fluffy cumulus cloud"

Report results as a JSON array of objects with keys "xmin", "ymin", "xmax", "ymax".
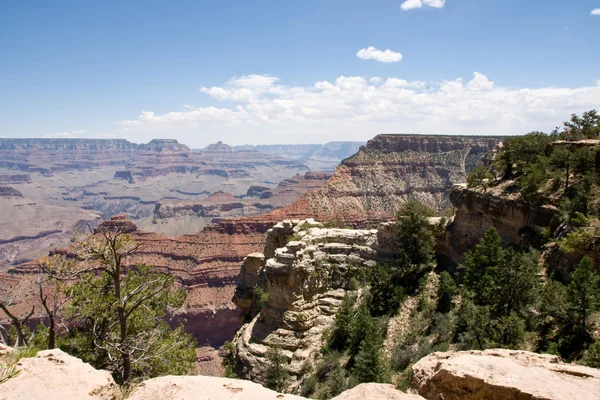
[
  {"xmin": 592, "ymin": 8, "xmax": 600, "ymax": 15},
  {"xmin": 356, "ymin": 47, "xmax": 403, "ymax": 63},
  {"xmin": 119, "ymin": 72, "xmax": 600, "ymax": 147},
  {"xmin": 400, "ymin": 0, "xmax": 446, "ymax": 11}
]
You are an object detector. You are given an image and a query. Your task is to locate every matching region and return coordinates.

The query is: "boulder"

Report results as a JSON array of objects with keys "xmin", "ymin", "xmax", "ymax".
[
  {"xmin": 332, "ymin": 383, "xmax": 425, "ymax": 400},
  {"xmin": 127, "ymin": 375, "xmax": 304, "ymax": 400},
  {"xmin": 411, "ymin": 349, "xmax": 600, "ymax": 400},
  {"xmin": 0, "ymin": 344, "xmax": 14, "ymax": 356},
  {"xmin": 0, "ymin": 349, "xmax": 117, "ymax": 400}
]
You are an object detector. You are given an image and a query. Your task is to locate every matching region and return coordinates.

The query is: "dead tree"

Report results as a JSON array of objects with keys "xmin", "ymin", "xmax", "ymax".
[{"xmin": 0, "ymin": 298, "xmax": 34, "ymax": 347}]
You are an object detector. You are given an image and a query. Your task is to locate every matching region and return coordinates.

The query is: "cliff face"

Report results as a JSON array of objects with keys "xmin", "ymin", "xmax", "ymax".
[
  {"xmin": 232, "ymin": 219, "xmax": 399, "ymax": 384},
  {"xmin": 245, "ymin": 134, "xmax": 502, "ymax": 227},
  {"xmin": 438, "ymin": 183, "xmax": 555, "ymax": 264}
]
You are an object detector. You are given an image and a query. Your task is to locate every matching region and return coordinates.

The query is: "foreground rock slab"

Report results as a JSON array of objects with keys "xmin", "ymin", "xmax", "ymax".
[
  {"xmin": 332, "ymin": 383, "xmax": 424, "ymax": 400},
  {"xmin": 127, "ymin": 375, "xmax": 305, "ymax": 400},
  {"xmin": 411, "ymin": 349, "xmax": 600, "ymax": 400},
  {"xmin": 0, "ymin": 349, "xmax": 117, "ymax": 400}
]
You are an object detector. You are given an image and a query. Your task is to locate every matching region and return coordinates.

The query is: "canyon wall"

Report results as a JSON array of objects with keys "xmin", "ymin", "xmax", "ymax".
[
  {"xmin": 438, "ymin": 183, "xmax": 555, "ymax": 265},
  {"xmin": 234, "ymin": 134, "xmax": 502, "ymax": 227}
]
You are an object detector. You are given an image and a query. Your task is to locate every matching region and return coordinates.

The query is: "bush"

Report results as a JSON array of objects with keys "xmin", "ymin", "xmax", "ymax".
[
  {"xmin": 495, "ymin": 313, "xmax": 526, "ymax": 348},
  {"xmin": 467, "ymin": 165, "xmax": 493, "ymax": 192},
  {"xmin": 583, "ymin": 341, "xmax": 600, "ymax": 368}
]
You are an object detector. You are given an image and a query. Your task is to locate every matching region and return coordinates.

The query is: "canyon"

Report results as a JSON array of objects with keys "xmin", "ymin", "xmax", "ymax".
[
  {"xmin": 0, "ymin": 138, "xmax": 358, "ymax": 266},
  {"xmin": 0, "ymin": 135, "xmax": 502, "ymax": 363}
]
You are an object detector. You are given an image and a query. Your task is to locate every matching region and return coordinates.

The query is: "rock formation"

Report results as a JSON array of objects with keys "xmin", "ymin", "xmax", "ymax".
[
  {"xmin": 201, "ymin": 141, "xmax": 234, "ymax": 152},
  {"xmin": 0, "ymin": 138, "xmax": 312, "ymax": 265},
  {"xmin": 3, "ymin": 346, "xmax": 598, "ymax": 400},
  {"xmin": 0, "ymin": 187, "xmax": 23, "ymax": 198},
  {"xmin": 231, "ymin": 134, "xmax": 502, "ymax": 229},
  {"xmin": 151, "ymin": 172, "xmax": 332, "ymax": 236},
  {"xmin": 0, "ymin": 175, "xmax": 31, "ymax": 184},
  {"xmin": 0, "ymin": 349, "xmax": 118, "ymax": 399},
  {"xmin": 411, "ymin": 349, "xmax": 600, "ymax": 400},
  {"xmin": 0, "ymin": 347, "xmax": 416, "ymax": 400},
  {"xmin": 233, "ymin": 219, "xmax": 398, "ymax": 384},
  {"xmin": 439, "ymin": 182, "xmax": 555, "ymax": 264}
]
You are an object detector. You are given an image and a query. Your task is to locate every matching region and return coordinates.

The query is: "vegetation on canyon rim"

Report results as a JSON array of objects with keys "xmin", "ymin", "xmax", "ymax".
[{"xmin": 0, "ymin": 230, "xmax": 196, "ymax": 384}]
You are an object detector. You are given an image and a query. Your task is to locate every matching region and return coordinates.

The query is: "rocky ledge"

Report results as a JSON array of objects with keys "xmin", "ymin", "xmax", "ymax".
[
  {"xmin": 233, "ymin": 219, "xmax": 398, "ymax": 384},
  {"xmin": 0, "ymin": 347, "xmax": 414, "ymax": 400},
  {"xmin": 2, "ymin": 346, "xmax": 598, "ymax": 399},
  {"xmin": 412, "ymin": 349, "xmax": 600, "ymax": 400}
]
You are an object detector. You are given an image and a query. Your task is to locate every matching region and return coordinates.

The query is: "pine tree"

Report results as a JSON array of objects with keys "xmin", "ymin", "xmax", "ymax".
[
  {"xmin": 265, "ymin": 346, "xmax": 289, "ymax": 392},
  {"xmin": 352, "ymin": 320, "xmax": 386, "ymax": 383},
  {"xmin": 329, "ymin": 292, "xmax": 355, "ymax": 351},
  {"xmin": 463, "ymin": 228, "xmax": 505, "ymax": 307},
  {"xmin": 436, "ymin": 271, "xmax": 457, "ymax": 313},
  {"xmin": 394, "ymin": 200, "xmax": 435, "ymax": 267},
  {"xmin": 567, "ymin": 256, "xmax": 600, "ymax": 337},
  {"xmin": 348, "ymin": 298, "xmax": 373, "ymax": 358}
]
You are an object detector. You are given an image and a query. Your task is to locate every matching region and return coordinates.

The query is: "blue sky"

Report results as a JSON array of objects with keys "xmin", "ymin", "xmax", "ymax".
[{"xmin": 1, "ymin": 0, "xmax": 599, "ymax": 147}]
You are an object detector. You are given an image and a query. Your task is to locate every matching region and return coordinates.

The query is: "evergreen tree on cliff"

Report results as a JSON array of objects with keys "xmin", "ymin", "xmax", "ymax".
[
  {"xmin": 394, "ymin": 200, "xmax": 435, "ymax": 267},
  {"xmin": 61, "ymin": 229, "xmax": 196, "ymax": 383},
  {"xmin": 265, "ymin": 346, "xmax": 289, "ymax": 392}
]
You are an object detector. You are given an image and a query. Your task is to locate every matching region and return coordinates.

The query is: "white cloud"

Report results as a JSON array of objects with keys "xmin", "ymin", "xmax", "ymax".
[
  {"xmin": 592, "ymin": 8, "xmax": 600, "ymax": 15},
  {"xmin": 200, "ymin": 74, "xmax": 281, "ymax": 103},
  {"xmin": 401, "ymin": 0, "xmax": 446, "ymax": 11},
  {"xmin": 356, "ymin": 46, "xmax": 403, "ymax": 63},
  {"xmin": 118, "ymin": 72, "xmax": 600, "ymax": 147},
  {"xmin": 423, "ymin": 0, "xmax": 446, "ymax": 7}
]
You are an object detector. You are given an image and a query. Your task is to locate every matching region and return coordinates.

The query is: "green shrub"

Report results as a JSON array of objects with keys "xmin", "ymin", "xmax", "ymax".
[
  {"xmin": 265, "ymin": 346, "xmax": 289, "ymax": 392},
  {"xmin": 583, "ymin": 341, "xmax": 600, "ymax": 368}
]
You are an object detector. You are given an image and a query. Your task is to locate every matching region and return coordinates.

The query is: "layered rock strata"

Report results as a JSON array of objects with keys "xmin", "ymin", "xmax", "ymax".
[
  {"xmin": 233, "ymin": 219, "xmax": 398, "ymax": 384},
  {"xmin": 230, "ymin": 134, "xmax": 502, "ymax": 229}
]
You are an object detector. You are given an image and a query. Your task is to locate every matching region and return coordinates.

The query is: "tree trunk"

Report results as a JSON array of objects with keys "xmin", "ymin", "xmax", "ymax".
[
  {"xmin": 0, "ymin": 303, "xmax": 33, "ymax": 347},
  {"xmin": 39, "ymin": 286, "xmax": 56, "ymax": 349}
]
